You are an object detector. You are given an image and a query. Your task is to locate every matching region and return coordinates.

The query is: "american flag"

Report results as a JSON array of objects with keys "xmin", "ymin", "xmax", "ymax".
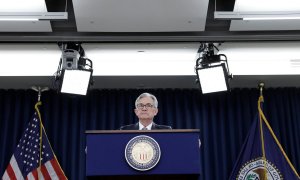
[{"xmin": 2, "ymin": 104, "xmax": 67, "ymax": 180}]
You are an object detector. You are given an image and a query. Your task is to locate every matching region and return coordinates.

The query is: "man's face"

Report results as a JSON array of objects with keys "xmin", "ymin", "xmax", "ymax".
[{"xmin": 134, "ymin": 96, "xmax": 158, "ymax": 121}]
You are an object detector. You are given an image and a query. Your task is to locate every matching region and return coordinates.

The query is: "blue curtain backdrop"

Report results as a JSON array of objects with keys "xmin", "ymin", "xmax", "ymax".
[{"xmin": 0, "ymin": 88, "xmax": 299, "ymax": 179}]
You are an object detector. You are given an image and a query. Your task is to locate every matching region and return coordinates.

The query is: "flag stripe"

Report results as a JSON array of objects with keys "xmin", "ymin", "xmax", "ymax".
[
  {"xmin": 5, "ymin": 164, "xmax": 17, "ymax": 180},
  {"xmin": 2, "ymin": 171, "xmax": 10, "ymax": 180},
  {"xmin": 50, "ymin": 158, "xmax": 66, "ymax": 178},
  {"xmin": 40, "ymin": 164, "xmax": 51, "ymax": 180},
  {"xmin": 26, "ymin": 172, "xmax": 34, "ymax": 180},
  {"xmin": 26, "ymin": 168, "xmax": 45, "ymax": 180},
  {"xmin": 45, "ymin": 160, "xmax": 58, "ymax": 179},
  {"xmin": 32, "ymin": 169, "xmax": 38, "ymax": 179},
  {"xmin": 37, "ymin": 169, "xmax": 45, "ymax": 180},
  {"xmin": 10, "ymin": 156, "xmax": 24, "ymax": 180},
  {"xmin": 2, "ymin": 170, "xmax": 9, "ymax": 180}
]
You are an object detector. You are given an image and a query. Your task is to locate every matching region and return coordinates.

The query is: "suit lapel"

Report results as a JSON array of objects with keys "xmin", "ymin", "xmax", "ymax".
[
  {"xmin": 151, "ymin": 123, "xmax": 157, "ymax": 130},
  {"xmin": 134, "ymin": 123, "xmax": 139, "ymax": 130}
]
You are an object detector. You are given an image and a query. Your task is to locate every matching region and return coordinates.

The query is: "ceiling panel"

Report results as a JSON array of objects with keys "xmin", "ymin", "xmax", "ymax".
[
  {"xmin": 0, "ymin": 44, "xmax": 60, "ymax": 76},
  {"xmin": 230, "ymin": 0, "xmax": 300, "ymax": 31},
  {"xmin": 219, "ymin": 42, "xmax": 300, "ymax": 75},
  {"xmin": 0, "ymin": 0, "xmax": 52, "ymax": 32},
  {"xmin": 82, "ymin": 43, "xmax": 200, "ymax": 75},
  {"xmin": 0, "ymin": 22, "xmax": 52, "ymax": 32},
  {"xmin": 230, "ymin": 19, "xmax": 300, "ymax": 31},
  {"xmin": 72, "ymin": 0, "xmax": 209, "ymax": 32},
  {"xmin": 1, "ymin": 0, "xmax": 300, "ymax": 41}
]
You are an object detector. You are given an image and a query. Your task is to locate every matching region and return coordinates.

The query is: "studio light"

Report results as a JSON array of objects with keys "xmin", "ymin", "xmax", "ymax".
[
  {"xmin": 0, "ymin": 12, "xmax": 68, "ymax": 21},
  {"xmin": 55, "ymin": 44, "xmax": 93, "ymax": 95},
  {"xmin": 195, "ymin": 43, "xmax": 232, "ymax": 94},
  {"xmin": 214, "ymin": 11, "xmax": 300, "ymax": 21}
]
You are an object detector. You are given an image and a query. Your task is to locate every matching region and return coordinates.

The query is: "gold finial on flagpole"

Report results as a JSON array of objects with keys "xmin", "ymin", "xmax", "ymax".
[
  {"xmin": 31, "ymin": 86, "xmax": 49, "ymax": 102},
  {"xmin": 258, "ymin": 82, "xmax": 265, "ymax": 102},
  {"xmin": 258, "ymin": 82, "xmax": 264, "ymax": 97}
]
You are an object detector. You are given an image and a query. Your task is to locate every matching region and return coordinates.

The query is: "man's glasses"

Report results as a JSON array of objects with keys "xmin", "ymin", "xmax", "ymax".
[{"xmin": 136, "ymin": 103, "xmax": 154, "ymax": 109}]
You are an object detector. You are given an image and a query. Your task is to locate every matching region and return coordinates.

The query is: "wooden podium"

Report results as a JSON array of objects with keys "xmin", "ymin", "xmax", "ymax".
[{"xmin": 86, "ymin": 129, "xmax": 201, "ymax": 180}]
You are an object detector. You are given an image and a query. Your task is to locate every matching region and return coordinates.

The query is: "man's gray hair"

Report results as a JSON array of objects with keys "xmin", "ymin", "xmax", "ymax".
[{"xmin": 135, "ymin": 92, "xmax": 158, "ymax": 108}]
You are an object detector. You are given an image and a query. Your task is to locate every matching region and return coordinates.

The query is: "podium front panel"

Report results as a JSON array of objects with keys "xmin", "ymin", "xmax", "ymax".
[{"xmin": 86, "ymin": 130, "xmax": 200, "ymax": 176}]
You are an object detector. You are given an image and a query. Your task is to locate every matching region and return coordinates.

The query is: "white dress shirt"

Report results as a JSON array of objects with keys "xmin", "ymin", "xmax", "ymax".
[{"xmin": 139, "ymin": 122, "xmax": 153, "ymax": 130}]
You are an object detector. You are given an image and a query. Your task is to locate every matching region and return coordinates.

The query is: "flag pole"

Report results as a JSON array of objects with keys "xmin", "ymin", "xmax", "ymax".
[
  {"xmin": 31, "ymin": 86, "xmax": 68, "ymax": 179},
  {"xmin": 258, "ymin": 83, "xmax": 300, "ymax": 179},
  {"xmin": 258, "ymin": 82, "xmax": 268, "ymax": 179},
  {"xmin": 31, "ymin": 86, "xmax": 49, "ymax": 178},
  {"xmin": 257, "ymin": 83, "xmax": 300, "ymax": 179}
]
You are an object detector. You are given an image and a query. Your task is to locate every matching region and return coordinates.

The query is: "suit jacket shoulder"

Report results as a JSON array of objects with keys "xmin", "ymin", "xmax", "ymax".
[
  {"xmin": 119, "ymin": 123, "xmax": 139, "ymax": 130},
  {"xmin": 152, "ymin": 123, "xmax": 172, "ymax": 130}
]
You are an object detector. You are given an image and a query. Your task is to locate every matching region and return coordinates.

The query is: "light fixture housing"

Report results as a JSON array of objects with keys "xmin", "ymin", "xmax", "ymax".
[
  {"xmin": 214, "ymin": 11, "xmax": 300, "ymax": 20},
  {"xmin": 55, "ymin": 46, "xmax": 93, "ymax": 96},
  {"xmin": 196, "ymin": 64, "xmax": 229, "ymax": 94},
  {"xmin": 0, "ymin": 12, "xmax": 68, "ymax": 21},
  {"xmin": 195, "ymin": 43, "xmax": 232, "ymax": 94},
  {"xmin": 60, "ymin": 69, "xmax": 92, "ymax": 95}
]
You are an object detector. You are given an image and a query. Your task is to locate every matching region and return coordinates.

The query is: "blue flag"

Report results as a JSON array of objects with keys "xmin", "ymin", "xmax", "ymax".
[{"xmin": 229, "ymin": 95, "xmax": 299, "ymax": 180}]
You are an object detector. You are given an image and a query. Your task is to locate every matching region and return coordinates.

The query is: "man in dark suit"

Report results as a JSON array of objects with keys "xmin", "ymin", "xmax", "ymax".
[{"xmin": 120, "ymin": 92, "xmax": 172, "ymax": 130}]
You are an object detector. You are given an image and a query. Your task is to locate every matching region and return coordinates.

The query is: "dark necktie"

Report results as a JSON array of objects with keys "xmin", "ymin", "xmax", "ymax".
[{"xmin": 142, "ymin": 127, "xmax": 147, "ymax": 130}]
